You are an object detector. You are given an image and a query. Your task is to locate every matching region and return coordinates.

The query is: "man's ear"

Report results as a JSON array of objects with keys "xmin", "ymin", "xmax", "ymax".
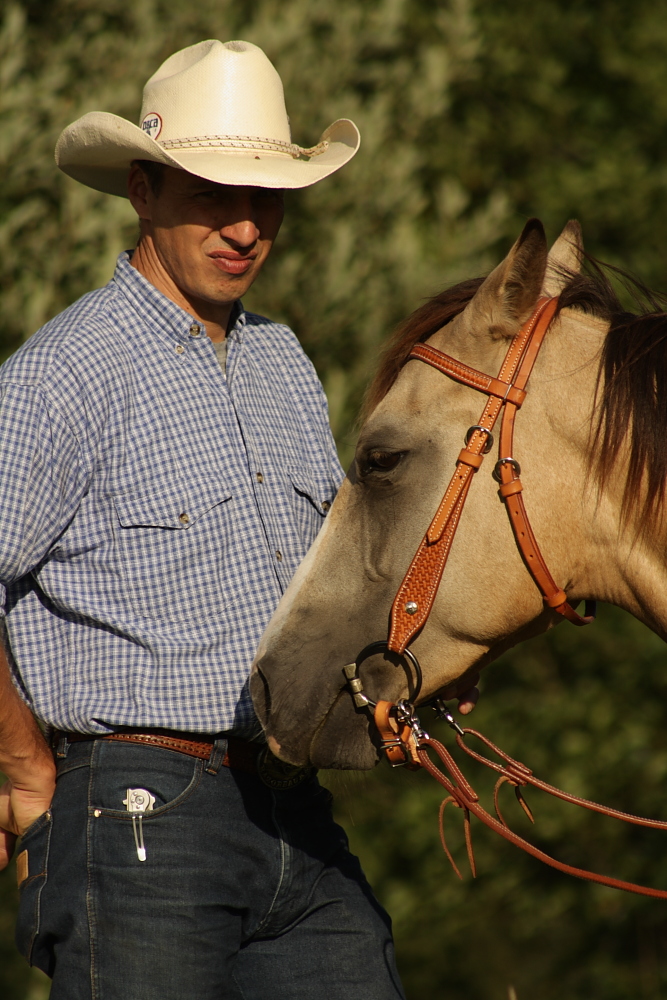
[
  {"xmin": 462, "ymin": 218, "xmax": 548, "ymax": 341},
  {"xmin": 127, "ymin": 163, "xmax": 152, "ymax": 222},
  {"xmin": 542, "ymin": 220, "xmax": 584, "ymax": 296}
]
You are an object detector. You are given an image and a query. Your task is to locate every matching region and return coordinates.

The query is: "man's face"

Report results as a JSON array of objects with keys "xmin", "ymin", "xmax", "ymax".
[{"xmin": 129, "ymin": 165, "xmax": 285, "ymax": 307}]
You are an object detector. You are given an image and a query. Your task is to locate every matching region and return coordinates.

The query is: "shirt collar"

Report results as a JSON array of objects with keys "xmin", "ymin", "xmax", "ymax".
[
  {"xmin": 112, "ymin": 251, "xmax": 246, "ymax": 347},
  {"xmin": 227, "ymin": 299, "xmax": 246, "ymax": 337}
]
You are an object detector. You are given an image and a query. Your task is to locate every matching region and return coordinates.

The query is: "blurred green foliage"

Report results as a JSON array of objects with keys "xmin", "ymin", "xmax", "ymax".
[{"xmin": 2, "ymin": 0, "xmax": 667, "ymax": 997}]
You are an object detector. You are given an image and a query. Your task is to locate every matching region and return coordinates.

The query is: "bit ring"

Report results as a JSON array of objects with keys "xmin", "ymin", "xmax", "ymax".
[{"xmin": 343, "ymin": 641, "xmax": 423, "ymax": 710}]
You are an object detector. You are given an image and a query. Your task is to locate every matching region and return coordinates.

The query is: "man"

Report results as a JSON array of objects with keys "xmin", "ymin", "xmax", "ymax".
[
  {"xmin": 0, "ymin": 38, "xmax": 481, "ymax": 998},
  {"xmin": 0, "ymin": 37, "xmax": 409, "ymax": 999}
]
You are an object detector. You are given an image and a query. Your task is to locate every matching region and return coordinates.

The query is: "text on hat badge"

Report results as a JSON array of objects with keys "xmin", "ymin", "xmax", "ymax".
[{"xmin": 141, "ymin": 112, "xmax": 162, "ymax": 140}]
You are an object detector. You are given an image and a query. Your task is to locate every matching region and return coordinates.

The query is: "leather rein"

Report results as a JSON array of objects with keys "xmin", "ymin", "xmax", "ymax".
[{"xmin": 343, "ymin": 295, "xmax": 667, "ymax": 899}]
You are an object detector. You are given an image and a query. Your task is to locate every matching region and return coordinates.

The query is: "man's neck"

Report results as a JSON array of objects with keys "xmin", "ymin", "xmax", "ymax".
[{"xmin": 130, "ymin": 237, "xmax": 233, "ymax": 342}]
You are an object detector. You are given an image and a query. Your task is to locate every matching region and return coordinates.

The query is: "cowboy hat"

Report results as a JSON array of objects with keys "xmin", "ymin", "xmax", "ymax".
[{"xmin": 55, "ymin": 39, "xmax": 360, "ymax": 197}]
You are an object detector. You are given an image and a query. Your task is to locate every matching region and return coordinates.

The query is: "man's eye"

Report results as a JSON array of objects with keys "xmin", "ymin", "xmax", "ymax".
[
  {"xmin": 252, "ymin": 189, "xmax": 284, "ymax": 206},
  {"xmin": 364, "ymin": 451, "xmax": 402, "ymax": 473}
]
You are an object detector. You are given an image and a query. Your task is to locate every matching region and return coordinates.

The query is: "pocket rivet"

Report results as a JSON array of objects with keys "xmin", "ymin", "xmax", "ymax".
[{"xmin": 94, "ymin": 809, "xmax": 101, "ymax": 818}]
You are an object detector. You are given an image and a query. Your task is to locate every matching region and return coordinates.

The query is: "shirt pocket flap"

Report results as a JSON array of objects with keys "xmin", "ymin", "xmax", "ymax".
[
  {"xmin": 288, "ymin": 468, "xmax": 335, "ymax": 513},
  {"xmin": 113, "ymin": 480, "xmax": 231, "ymax": 529}
]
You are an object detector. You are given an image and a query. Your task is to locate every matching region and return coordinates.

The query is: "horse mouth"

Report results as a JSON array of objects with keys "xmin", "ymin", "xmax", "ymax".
[
  {"xmin": 251, "ymin": 663, "xmax": 380, "ymax": 770},
  {"xmin": 307, "ymin": 688, "xmax": 381, "ymax": 769}
]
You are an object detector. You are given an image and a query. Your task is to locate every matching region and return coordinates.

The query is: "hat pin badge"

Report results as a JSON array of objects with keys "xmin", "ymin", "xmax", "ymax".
[{"xmin": 141, "ymin": 113, "xmax": 162, "ymax": 140}]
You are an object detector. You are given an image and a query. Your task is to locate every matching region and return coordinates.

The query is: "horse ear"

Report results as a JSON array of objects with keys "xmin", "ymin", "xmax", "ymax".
[
  {"xmin": 542, "ymin": 220, "xmax": 583, "ymax": 296},
  {"xmin": 464, "ymin": 218, "xmax": 548, "ymax": 340}
]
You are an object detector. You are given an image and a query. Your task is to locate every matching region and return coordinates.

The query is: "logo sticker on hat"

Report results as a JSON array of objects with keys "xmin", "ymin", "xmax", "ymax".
[{"xmin": 141, "ymin": 112, "xmax": 162, "ymax": 140}]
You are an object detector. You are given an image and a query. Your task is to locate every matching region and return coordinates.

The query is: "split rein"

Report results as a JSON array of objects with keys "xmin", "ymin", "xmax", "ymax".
[{"xmin": 343, "ymin": 296, "xmax": 667, "ymax": 899}]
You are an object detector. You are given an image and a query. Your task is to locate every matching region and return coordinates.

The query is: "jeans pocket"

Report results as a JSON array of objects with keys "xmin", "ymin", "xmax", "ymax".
[
  {"xmin": 15, "ymin": 809, "xmax": 53, "ymax": 964},
  {"xmin": 88, "ymin": 742, "xmax": 205, "ymax": 871},
  {"xmin": 89, "ymin": 741, "xmax": 203, "ymax": 816}
]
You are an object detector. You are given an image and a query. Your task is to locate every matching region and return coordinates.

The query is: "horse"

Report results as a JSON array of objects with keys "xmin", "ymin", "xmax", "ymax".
[{"xmin": 250, "ymin": 218, "xmax": 667, "ymax": 771}]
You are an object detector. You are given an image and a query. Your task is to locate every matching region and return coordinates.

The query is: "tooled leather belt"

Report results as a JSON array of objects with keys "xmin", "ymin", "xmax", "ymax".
[{"xmin": 52, "ymin": 729, "xmax": 314, "ymax": 790}]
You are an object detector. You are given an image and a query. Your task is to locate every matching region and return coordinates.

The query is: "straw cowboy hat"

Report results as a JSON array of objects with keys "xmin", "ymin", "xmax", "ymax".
[{"xmin": 55, "ymin": 39, "xmax": 360, "ymax": 197}]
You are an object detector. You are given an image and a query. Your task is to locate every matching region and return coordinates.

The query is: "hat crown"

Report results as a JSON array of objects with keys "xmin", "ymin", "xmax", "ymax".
[{"xmin": 139, "ymin": 39, "xmax": 291, "ymax": 145}]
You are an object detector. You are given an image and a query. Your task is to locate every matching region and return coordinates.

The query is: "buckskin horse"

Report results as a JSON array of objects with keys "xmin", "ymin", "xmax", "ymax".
[{"xmin": 250, "ymin": 220, "xmax": 667, "ymax": 892}]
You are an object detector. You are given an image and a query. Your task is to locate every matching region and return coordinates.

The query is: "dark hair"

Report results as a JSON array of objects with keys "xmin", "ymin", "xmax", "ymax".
[
  {"xmin": 133, "ymin": 159, "xmax": 166, "ymax": 196},
  {"xmin": 362, "ymin": 256, "xmax": 667, "ymax": 534},
  {"xmin": 361, "ymin": 278, "xmax": 485, "ymax": 421}
]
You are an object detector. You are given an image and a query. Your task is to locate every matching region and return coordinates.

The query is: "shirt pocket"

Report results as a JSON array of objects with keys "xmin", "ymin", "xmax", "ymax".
[
  {"xmin": 287, "ymin": 467, "xmax": 336, "ymax": 549},
  {"xmin": 111, "ymin": 478, "xmax": 232, "ymax": 623}
]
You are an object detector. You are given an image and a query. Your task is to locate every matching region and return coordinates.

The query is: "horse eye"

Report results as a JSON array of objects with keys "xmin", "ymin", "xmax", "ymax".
[{"xmin": 365, "ymin": 450, "xmax": 402, "ymax": 473}]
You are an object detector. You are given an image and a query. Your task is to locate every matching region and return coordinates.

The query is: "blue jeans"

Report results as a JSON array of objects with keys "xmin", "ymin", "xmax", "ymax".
[{"xmin": 15, "ymin": 738, "xmax": 405, "ymax": 1000}]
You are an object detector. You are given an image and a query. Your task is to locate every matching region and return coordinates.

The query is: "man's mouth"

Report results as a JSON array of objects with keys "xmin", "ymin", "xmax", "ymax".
[{"xmin": 208, "ymin": 250, "xmax": 257, "ymax": 275}]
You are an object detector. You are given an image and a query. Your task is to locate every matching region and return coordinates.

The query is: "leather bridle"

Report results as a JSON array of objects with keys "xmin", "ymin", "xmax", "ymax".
[
  {"xmin": 343, "ymin": 295, "xmax": 667, "ymax": 899},
  {"xmin": 391, "ymin": 294, "xmax": 594, "ymax": 656}
]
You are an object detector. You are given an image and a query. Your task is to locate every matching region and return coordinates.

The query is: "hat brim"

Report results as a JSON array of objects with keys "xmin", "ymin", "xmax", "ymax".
[{"xmin": 55, "ymin": 112, "xmax": 360, "ymax": 197}]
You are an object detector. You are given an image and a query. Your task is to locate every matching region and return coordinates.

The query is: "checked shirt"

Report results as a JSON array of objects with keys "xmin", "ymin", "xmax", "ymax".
[{"xmin": 0, "ymin": 252, "xmax": 343, "ymax": 736}]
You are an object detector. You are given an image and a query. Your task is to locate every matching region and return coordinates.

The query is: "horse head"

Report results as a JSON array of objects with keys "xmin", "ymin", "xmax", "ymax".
[{"xmin": 251, "ymin": 219, "xmax": 667, "ymax": 769}]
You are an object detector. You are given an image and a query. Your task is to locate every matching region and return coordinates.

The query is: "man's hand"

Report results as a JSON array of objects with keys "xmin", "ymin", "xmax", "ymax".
[
  {"xmin": 443, "ymin": 671, "xmax": 480, "ymax": 717},
  {"xmin": 0, "ymin": 764, "xmax": 56, "ymax": 869},
  {"xmin": 0, "ymin": 639, "xmax": 58, "ymax": 869},
  {"xmin": 456, "ymin": 678, "xmax": 480, "ymax": 716}
]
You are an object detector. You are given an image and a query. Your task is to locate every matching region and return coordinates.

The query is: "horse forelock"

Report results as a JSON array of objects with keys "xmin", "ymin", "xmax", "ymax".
[
  {"xmin": 362, "ymin": 254, "xmax": 667, "ymax": 536},
  {"xmin": 360, "ymin": 277, "xmax": 485, "ymax": 423}
]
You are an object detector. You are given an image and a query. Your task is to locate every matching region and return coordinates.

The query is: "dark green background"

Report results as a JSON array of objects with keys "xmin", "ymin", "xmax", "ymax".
[{"xmin": 2, "ymin": 1, "xmax": 667, "ymax": 997}]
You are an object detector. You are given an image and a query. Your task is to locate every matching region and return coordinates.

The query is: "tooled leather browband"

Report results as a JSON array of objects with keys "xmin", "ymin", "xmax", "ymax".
[{"xmin": 387, "ymin": 296, "xmax": 594, "ymax": 655}]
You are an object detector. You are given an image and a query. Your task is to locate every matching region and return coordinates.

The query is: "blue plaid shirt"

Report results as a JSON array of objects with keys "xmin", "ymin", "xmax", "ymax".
[{"xmin": 0, "ymin": 252, "xmax": 343, "ymax": 736}]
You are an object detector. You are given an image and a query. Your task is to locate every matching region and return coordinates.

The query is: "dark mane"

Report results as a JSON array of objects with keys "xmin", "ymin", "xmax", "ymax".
[
  {"xmin": 362, "ymin": 255, "xmax": 667, "ymax": 533},
  {"xmin": 361, "ymin": 278, "xmax": 485, "ymax": 419}
]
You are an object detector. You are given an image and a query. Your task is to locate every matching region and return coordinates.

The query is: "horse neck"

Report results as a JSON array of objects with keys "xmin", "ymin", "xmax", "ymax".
[{"xmin": 542, "ymin": 308, "xmax": 667, "ymax": 639}]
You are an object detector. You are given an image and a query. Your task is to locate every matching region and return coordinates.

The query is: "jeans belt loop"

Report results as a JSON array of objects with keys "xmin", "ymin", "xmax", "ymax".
[
  {"xmin": 205, "ymin": 737, "xmax": 228, "ymax": 775},
  {"xmin": 55, "ymin": 732, "xmax": 70, "ymax": 759}
]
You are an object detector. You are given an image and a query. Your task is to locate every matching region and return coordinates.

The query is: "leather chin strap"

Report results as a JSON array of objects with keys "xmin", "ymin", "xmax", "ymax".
[
  {"xmin": 373, "ymin": 700, "xmax": 667, "ymax": 899},
  {"xmin": 387, "ymin": 296, "xmax": 595, "ymax": 656}
]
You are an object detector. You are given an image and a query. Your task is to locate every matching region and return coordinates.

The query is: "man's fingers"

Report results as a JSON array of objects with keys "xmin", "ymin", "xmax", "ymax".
[
  {"xmin": 0, "ymin": 775, "xmax": 55, "ymax": 838},
  {"xmin": 457, "ymin": 686, "xmax": 480, "ymax": 716},
  {"xmin": 0, "ymin": 828, "xmax": 17, "ymax": 871},
  {"xmin": 0, "ymin": 779, "xmax": 14, "ymax": 835}
]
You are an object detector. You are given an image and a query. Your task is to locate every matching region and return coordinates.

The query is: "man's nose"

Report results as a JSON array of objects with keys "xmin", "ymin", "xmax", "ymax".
[
  {"xmin": 220, "ymin": 192, "xmax": 260, "ymax": 248},
  {"xmin": 221, "ymin": 216, "xmax": 260, "ymax": 248}
]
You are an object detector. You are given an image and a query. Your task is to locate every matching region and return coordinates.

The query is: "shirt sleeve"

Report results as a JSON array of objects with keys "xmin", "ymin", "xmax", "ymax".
[{"xmin": 0, "ymin": 383, "xmax": 88, "ymax": 614}]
